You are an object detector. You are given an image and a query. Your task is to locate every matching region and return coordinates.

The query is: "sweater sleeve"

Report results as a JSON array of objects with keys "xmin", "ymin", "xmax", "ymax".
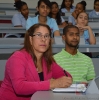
[{"xmin": 7, "ymin": 51, "xmax": 50, "ymax": 95}]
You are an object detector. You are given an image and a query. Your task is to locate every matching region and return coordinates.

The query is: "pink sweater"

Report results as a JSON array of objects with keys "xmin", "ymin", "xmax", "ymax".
[{"xmin": 0, "ymin": 49, "xmax": 71, "ymax": 100}]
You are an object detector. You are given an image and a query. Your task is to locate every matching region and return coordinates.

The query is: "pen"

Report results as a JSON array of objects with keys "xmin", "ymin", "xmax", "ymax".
[{"xmin": 64, "ymin": 70, "xmax": 68, "ymax": 77}]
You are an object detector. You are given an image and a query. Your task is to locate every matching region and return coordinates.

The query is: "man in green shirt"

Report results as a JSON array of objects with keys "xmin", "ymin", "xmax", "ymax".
[{"xmin": 54, "ymin": 25, "xmax": 95, "ymax": 83}]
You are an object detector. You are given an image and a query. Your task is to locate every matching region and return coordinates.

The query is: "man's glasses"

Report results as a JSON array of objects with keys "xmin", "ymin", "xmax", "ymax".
[{"xmin": 32, "ymin": 32, "xmax": 50, "ymax": 40}]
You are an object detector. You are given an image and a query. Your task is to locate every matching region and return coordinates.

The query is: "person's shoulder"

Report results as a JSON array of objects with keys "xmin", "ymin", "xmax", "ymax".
[
  {"xmin": 47, "ymin": 16, "xmax": 56, "ymax": 22},
  {"xmin": 53, "ymin": 51, "xmax": 63, "ymax": 58},
  {"xmin": 89, "ymin": 10, "xmax": 95, "ymax": 15},
  {"xmin": 12, "ymin": 13, "xmax": 20, "ymax": 18},
  {"xmin": 61, "ymin": 8, "xmax": 66, "ymax": 12},
  {"xmin": 11, "ymin": 49, "xmax": 30, "ymax": 59},
  {"xmin": 78, "ymin": 52, "xmax": 92, "ymax": 61},
  {"xmin": 47, "ymin": 17, "xmax": 57, "ymax": 25},
  {"xmin": 90, "ymin": 10, "xmax": 95, "ymax": 13},
  {"xmin": 27, "ymin": 16, "xmax": 36, "ymax": 21},
  {"xmin": 12, "ymin": 49, "xmax": 25, "ymax": 56}
]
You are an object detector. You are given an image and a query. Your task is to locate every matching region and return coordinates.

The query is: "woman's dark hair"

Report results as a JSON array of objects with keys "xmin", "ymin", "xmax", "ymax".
[
  {"xmin": 49, "ymin": 2, "xmax": 62, "ymax": 25},
  {"xmin": 23, "ymin": 23, "xmax": 55, "ymax": 72},
  {"xmin": 94, "ymin": 0, "xmax": 99, "ymax": 9},
  {"xmin": 35, "ymin": 0, "xmax": 51, "ymax": 16},
  {"xmin": 14, "ymin": 1, "xmax": 27, "ymax": 10},
  {"xmin": 60, "ymin": 0, "xmax": 73, "ymax": 10},
  {"xmin": 77, "ymin": 1, "xmax": 87, "ymax": 11}
]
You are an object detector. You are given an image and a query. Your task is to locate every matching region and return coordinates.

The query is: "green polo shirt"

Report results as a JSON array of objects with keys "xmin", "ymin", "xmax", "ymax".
[{"xmin": 54, "ymin": 49, "xmax": 95, "ymax": 83}]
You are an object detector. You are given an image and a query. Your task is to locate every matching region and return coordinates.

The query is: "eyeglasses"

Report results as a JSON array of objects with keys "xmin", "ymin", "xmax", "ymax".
[
  {"xmin": 95, "ymin": 4, "xmax": 99, "ymax": 6},
  {"xmin": 32, "ymin": 32, "xmax": 50, "ymax": 40}
]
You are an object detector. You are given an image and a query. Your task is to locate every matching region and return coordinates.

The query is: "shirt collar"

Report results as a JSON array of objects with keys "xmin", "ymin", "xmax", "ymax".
[
  {"xmin": 61, "ymin": 48, "xmax": 80, "ymax": 58},
  {"xmin": 37, "ymin": 15, "xmax": 49, "ymax": 24}
]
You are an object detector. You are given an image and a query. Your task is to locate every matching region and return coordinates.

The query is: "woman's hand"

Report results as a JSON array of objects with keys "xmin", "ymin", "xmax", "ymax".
[
  {"xmin": 50, "ymin": 76, "xmax": 72, "ymax": 89},
  {"xmin": 76, "ymin": 25, "xmax": 90, "ymax": 35},
  {"xmin": 76, "ymin": 24, "xmax": 96, "ymax": 44}
]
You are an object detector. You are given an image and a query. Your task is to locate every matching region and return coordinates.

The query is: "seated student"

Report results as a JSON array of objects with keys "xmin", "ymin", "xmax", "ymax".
[
  {"xmin": 49, "ymin": 2, "xmax": 67, "ymax": 28},
  {"xmin": 89, "ymin": 0, "xmax": 99, "ymax": 18},
  {"xmin": 60, "ymin": 0, "xmax": 75, "ymax": 15},
  {"xmin": 0, "ymin": 23, "xmax": 72, "ymax": 100},
  {"xmin": 12, "ymin": 1, "xmax": 29, "ymax": 27},
  {"xmin": 68, "ymin": 0, "xmax": 87, "ymax": 25},
  {"xmin": 5, "ymin": 1, "xmax": 29, "ymax": 38},
  {"xmin": 76, "ymin": 12, "xmax": 96, "ymax": 45},
  {"xmin": 26, "ymin": 0, "xmax": 60, "ymax": 38},
  {"xmin": 54, "ymin": 25, "xmax": 95, "ymax": 83}
]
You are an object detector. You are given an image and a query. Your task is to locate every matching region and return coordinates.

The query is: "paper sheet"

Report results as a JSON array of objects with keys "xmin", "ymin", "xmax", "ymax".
[{"xmin": 52, "ymin": 84, "xmax": 86, "ymax": 93}]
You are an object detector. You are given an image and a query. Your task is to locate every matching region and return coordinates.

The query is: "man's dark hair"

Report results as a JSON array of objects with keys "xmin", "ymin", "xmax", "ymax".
[{"xmin": 63, "ymin": 25, "xmax": 79, "ymax": 35}]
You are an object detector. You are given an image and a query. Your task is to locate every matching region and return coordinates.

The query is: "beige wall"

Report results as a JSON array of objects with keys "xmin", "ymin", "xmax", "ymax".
[{"xmin": 0, "ymin": 0, "xmax": 94, "ymax": 9}]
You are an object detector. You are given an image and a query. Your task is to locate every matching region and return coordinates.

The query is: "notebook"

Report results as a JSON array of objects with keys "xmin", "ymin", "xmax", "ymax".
[
  {"xmin": 53, "ymin": 76, "xmax": 99, "ymax": 94},
  {"xmin": 52, "ymin": 84, "xmax": 86, "ymax": 93}
]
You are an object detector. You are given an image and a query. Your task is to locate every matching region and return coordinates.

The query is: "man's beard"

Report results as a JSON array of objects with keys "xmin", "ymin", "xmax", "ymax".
[{"xmin": 66, "ymin": 42, "xmax": 79, "ymax": 48}]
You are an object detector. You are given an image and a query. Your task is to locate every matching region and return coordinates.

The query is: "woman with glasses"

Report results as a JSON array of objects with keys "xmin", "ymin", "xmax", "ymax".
[
  {"xmin": 26, "ymin": 0, "xmax": 60, "ymax": 38},
  {"xmin": 0, "ymin": 23, "xmax": 72, "ymax": 100}
]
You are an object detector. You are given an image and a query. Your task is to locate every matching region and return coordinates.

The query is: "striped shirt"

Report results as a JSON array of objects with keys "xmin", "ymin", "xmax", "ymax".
[{"xmin": 54, "ymin": 49, "xmax": 95, "ymax": 83}]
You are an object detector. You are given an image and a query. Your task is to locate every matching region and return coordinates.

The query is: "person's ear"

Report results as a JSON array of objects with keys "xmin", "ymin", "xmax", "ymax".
[
  {"xmin": 29, "ymin": 36, "xmax": 33, "ymax": 46},
  {"xmin": 62, "ymin": 35, "xmax": 66, "ymax": 41}
]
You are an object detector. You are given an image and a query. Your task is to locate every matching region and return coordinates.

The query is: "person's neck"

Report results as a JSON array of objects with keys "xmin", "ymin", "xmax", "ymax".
[
  {"xmin": 66, "ymin": 7, "xmax": 70, "ymax": 11},
  {"xmin": 38, "ymin": 15, "xmax": 47, "ymax": 24},
  {"xmin": 65, "ymin": 46, "xmax": 77, "ymax": 55},
  {"xmin": 51, "ymin": 14, "xmax": 57, "ymax": 19}
]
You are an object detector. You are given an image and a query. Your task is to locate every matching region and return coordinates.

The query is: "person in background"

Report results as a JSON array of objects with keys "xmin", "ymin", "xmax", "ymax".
[
  {"xmin": 76, "ymin": 12, "xmax": 96, "ymax": 44},
  {"xmin": 0, "ymin": 23, "xmax": 72, "ymax": 100},
  {"xmin": 89, "ymin": 0, "xmax": 99, "ymax": 18},
  {"xmin": 12, "ymin": 1, "xmax": 29, "ymax": 28},
  {"xmin": 49, "ymin": 2, "xmax": 67, "ymax": 28},
  {"xmin": 60, "ymin": 0, "xmax": 75, "ymax": 15},
  {"xmin": 26, "ymin": 0, "xmax": 60, "ymax": 38},
  {"xmin": 68, "ymin": 0, "xmax": 86, "ymax": 25},
  {"xmin": 54, "ymin": 25, "xmax": 95, "ymax": 83},
  {"xmin": 4, "ymin": 1, "xmax": 29, "ymax": 38}
]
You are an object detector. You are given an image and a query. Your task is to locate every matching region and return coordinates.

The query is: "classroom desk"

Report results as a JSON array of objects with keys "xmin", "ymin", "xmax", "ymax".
[
  {"xmin": 0, "ymin": 15, "xmax": 35, "ymax": 20},
  {"xmin": 0, "ymin": 27, "xmax": 99, "ymax": 34},
  {"xmin": 52, "ymin": 44, "xmax": 99, "ymax": 53},
  {"xmin": 0, "ymin": 44, "xmax": 99, "ymax": 54},
  {"xmin": 0, "ymin": 27, "xmax": 26, "ymax": 33},
  {"xmin": 59, "ymin": 28, "xmax": 99, "ymax": 34},
  {"xmin": 0, "ymin": 3, "xmax": 36, "ymax": 12},
  {"xmin": 0, "ymin": 15, "xmax": 13, "ymax": 20},
  {"xmin": 31, "ymin": 91, "xmax": 99, "ymax": 100},
  {"xmin": 62, "ymin": 16, "xmax": 99, "ymax": 22},
  {"xmin": 0, "ymin": 15, "xmax": 99, "ymax": 21}
]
